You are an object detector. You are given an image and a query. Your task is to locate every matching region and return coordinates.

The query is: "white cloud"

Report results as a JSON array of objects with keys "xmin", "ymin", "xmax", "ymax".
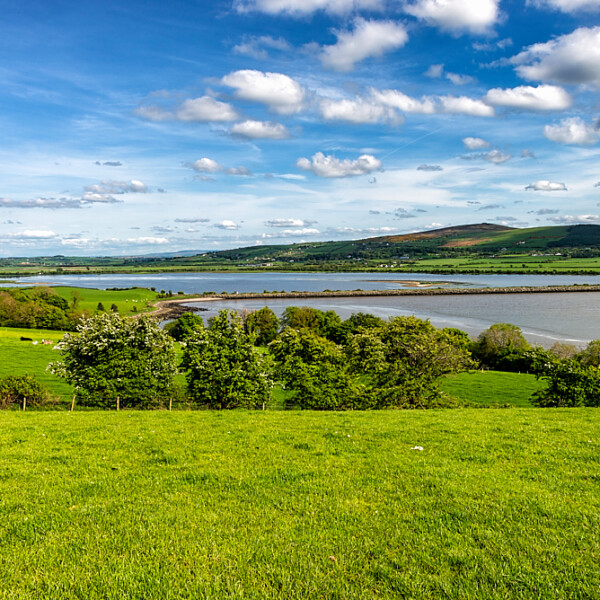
[
  {"xmin": 85, "ymin": 180, "xmax": 148, "ymax": 194},
  {"xmin": 463, "ymin": 136, "xmax": 491, "ymax": 149},
  {"xmin": 438, "ymin": 95, "xmax": 495, "ymax": 116},
  {"xmin": 233, "ymin": 35, "xmax": 291, "ymax": 60},
  {"xmin": 445, "ymin": 72, "xmax": 475, "ymax": 85},
  {"xmin": 484, "ymin": 84, "xmax": 572, "ymax": 111},
  {"xmin": 369, "ymin": 88, "xmax": 436, "ymax": 114},
  {"xmin": 525, "ymin": 180, "xmax": 568, "ymax": 191},
  {"xmin": 543, "ymin": 117, "xmax": 600, "ymax": 145},
  {"xmin": 319, "ymin": 98, "xmax": 403, "ymax": 124},
  {"xmin": 281, "ymin": 228, "xmax": 321, "ymax": 236},
  {"xmin": 214, "ymin": 220, "xmax": 240, "ymax": 230},
  {"xmin": 297, "ymin": 152, "xmax": 382, "ymax": 178},
  {"xmin": 529, "ymin": 0, "xmax": 600, "ymax": 13},
  {"xmin": 417, "ymin": 164, "xmax": 443, "ymax": 171},
  {"xmin": 221, "ymin": 70, "xmax": 305, "ymax": 114},
  {"xmin": 483, "ymin": 149, "xmax": 512, "ymax": 164},
  {"xmin": 225, "ymin": 167, "xmax": 253, "ymax": 176},
  {"xmin": 188, "ymin": 158, "xmax": 223, "ymax": 173},
  {"xmin": 176, "ymin": 96, "xmax": 239, "ymax": 122},
  {"xmin": 511, "ymin": 27, "xmax": 600, "ymax": 84},
  {"xmin": 13, "ymin": 230, "xmax": 57, "ymax": 239},
  {"xmin": 404, "ymin": 0, "xmax": 500, "ymax": 34},
  {"xmin": 126, "ymin": 237, "xmax": 169, "ymax": 245},
  {"xmin": 234, "ymin": 0, "xmax": 383, "ymax": 16},
  {"xmin": 320, "ymin": 18, "xmax": 409, "ymax": 72},
  {"xmin": 265, "ymin": 218, "xmax": 315, "ymax": 227},
  {"xmin": 230, "ymin": 120, "xmax": 290, "ymax": 139},
  {"xmin": 548, "ymin": 214, "xmax": 600, "ymax": 224}
]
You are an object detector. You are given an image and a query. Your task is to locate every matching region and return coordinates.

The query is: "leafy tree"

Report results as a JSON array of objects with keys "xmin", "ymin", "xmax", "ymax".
[
  {"xmin": 182, "ymin": 310, "xmax": 271, "ymax": 409},
  {"xmin": 97, "ymin": 302, "xmax": 106, "ymax": 312},
  {"xmin": 244, "ymin": 306, "xmax": 279, "ymax": 346},
  {"xmin": 548, "ymin": 341, "xmax": 579, "ymax": 361},
  {"xmin": 50, "ymin": 313, "xmax": 178, "ymax": 409},
  {"xmin": 270, "ymin": 328, "xmax": 361, "ymax": 410},
  {"xmin": 577, "ymin": 340, "xmax": 600, "ymax": 367},
  {"xmin": 280, "ymin": 306, "xmax": 344, "ymax": 343},
  {"xmin": 0, "ymin": 374, "xmax": 51, "ymax": 409},
  {"xmin": 531, "ymin": 360, "xmax": 600, "ymax": 407},
  {"xmin": 168, "ymin": 312, "xmax": 204, "ymax": 342},
  {"xmin": 472, "ymin": 323, "xmax": 531, "ymax": 370},
  {"xmin": 348, "ymin": 316, "xmax": 474, "ymax": 408},
  {"xmin": 110, "ymin": 303, "xmax": 119, "ymax": 313},
  {"xmin": 343, "ymin": 312, "xmax": 385, "ymax": 335}
]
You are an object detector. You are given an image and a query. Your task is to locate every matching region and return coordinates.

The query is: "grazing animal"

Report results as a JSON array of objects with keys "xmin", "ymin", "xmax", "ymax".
[{"xmin": 20, "ymin": 336, "xmax": 33, "ymax": 341}]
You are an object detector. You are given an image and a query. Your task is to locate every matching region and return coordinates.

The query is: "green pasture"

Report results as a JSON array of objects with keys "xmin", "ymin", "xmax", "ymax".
[
  {"xmin": 1, "ymin": 410, "xmax": 598, "ymax": 599},
  {"xmin": 50, "ymin": 286, "xmax": 159, "ymax": 315}
]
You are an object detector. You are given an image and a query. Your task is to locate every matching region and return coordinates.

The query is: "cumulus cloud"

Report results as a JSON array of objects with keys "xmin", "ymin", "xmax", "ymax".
[
  {"xmin": 319, "ymin": 98, "xmax": 403, "ymax": 124},
  {"xmin": 417, "ymin": 164, "xmax": 443, "ymax": 171},
  {"xmin": 234, "ymin": 0, "xmax": 383, "ymax": 16},
  {"xmin": 525, "ymin": 180, "xmax": 568, "ymax": 191},
  {"xmin": 230, "ymin": 120, "xmax": 290, "ymax": 139},
  {"xmin": 595, "ymin": 181, "xmax": 600, "ymax": 188},
  {"xmin": 484, "ymin": 84, "xmax": 572, "ymax": 111},
  {"xmin": 296, "ymin": 152, "xmax": 382, "ymax": 178},
  {"xmin": 529, "ymin": 0, "xmax": 600, "ymax": 12},
  {"xmin": 187, "ymin": 158, "xmax": 223, "ymax": 173},
  {"xmin": 214, "ymin": 220, "xmax": 240, "ymax": 230},
  {"xmin": 85, "ymin": 180, "xmax": 148, "ymax": 194},
  {"xmin": 543, "ymin": 117, "xmax": 600, "ymax": 145},
  {"xmin": 510, "ymin": 27, "xmax": 600, "ymax": 84},
  {"xmin": 404, "ymin": 0, "xmax": 501, "ymax": 34},
  {"xmin": 176, "ymin": 96, "xmax": 239, "ymax": 122},
  {"xmin": 221, "ymin": 70, "xmax": 305, "ymax": 114},
  {"xmin": 438, "ymin": 95, "xmax": 495, "ymax": 116},
  {"xmin": 233, "ymin": 35, "xmax": 291, "ymax": 59},
  {"xmin": 265, "ymin": 218, "xmax": 316, "ymax": 227},
  {"xmin": 320, "ymin": 18, "xmax": 409, "ymax": 72},
  {"xmin": 463, "ymin": 137, "xmax": 491, "ymax": 149},
  {"xmin": 369, "ymin": 88, "xmax": 436, "ymax": 114}
]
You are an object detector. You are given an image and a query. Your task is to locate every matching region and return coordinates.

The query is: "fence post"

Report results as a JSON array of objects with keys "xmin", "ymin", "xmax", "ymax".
[
  {"xmin": 22, "ymin": 396, "xmax": 26, "ymax": 411},
  {"xmin": 116, "ymin": 396, "xmax": 120, "ymax": 411},
  {"xmin": 71, "ymin": 395, "xmax": 76, "ymax": 412}
]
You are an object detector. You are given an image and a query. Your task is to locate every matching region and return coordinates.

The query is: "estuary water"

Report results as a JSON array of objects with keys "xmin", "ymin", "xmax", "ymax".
[{"xmin": 7, "ymin": 271, "xmax": 600, "ymax": 347}]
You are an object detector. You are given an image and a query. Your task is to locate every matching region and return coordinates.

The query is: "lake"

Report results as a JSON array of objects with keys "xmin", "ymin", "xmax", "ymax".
[{"xmin": 7, "ymin": 271, "xmax": 600, "ymax": 347}]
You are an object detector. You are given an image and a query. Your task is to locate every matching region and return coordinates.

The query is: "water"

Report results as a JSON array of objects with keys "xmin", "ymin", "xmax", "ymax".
[
  {"xmin": 5, "ymin": 271, "xmax": 600, "ymax": 293},
  {"xmin": 5, "ymin": 271, "xmax": 599, "ymax": 347}
]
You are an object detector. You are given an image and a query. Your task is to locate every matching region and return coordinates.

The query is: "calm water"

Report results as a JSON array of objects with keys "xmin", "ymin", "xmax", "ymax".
[
  {"xmin": 5, "ymin": 271, "xmax": 599, "ymax": 347},
  {"xmin": 190, "ymin": 292, "xmax": 600, "ymax": 348},
  {"xmin": 6, "ymin": 271, "xmax": 600, "ymax": 292}
]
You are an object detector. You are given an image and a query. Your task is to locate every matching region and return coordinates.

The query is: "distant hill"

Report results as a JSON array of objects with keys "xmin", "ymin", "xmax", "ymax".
[{"xmin": 211, "ymin": 223, "xmax": 600, "ymax": 263}]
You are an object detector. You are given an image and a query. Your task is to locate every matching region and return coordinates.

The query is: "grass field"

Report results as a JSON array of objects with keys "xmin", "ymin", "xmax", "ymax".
[
  {"xmin": 0, "ymin": 410, "xmax": 598, "ymax": 599},
  {"xmin": 50, "ymin": 286, "xmax": 159, "ymax": 315}
]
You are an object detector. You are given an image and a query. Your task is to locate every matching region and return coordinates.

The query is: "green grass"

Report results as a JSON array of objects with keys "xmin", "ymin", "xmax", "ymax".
[
  {"xmin": 441, "ymin": 371, "xmax": 545, "ymax": 407},
  {"xmin": 0, "ymin": 327, "xmax": 73, "ymax": 402},
  {"xmin": 50, "ymin": 286, "xmax": 159, "ymax": 315},
  {"xmin": 0, "ymin": 410, "xmax": 599, "ymax": 599}
]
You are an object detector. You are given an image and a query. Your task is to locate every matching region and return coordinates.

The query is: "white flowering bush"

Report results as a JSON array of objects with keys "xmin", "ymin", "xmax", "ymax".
[{"xmin": 49, "ymin": 313, "xmax": 178, "ymax": 408}]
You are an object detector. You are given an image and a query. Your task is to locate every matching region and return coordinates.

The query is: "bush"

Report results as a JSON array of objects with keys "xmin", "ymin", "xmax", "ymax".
[
  {"xmin": 0, "ymin": 374, "xmax": 51, "ymax": 409},
  {"xmin": 531, "ymin": 360, "xmax": 600, "ymax": 407}
]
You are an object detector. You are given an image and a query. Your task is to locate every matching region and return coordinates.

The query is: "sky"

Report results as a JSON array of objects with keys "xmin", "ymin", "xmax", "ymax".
[{"xmin": 1, "ymin": 0, "xmax": 600, "ymax": 256}]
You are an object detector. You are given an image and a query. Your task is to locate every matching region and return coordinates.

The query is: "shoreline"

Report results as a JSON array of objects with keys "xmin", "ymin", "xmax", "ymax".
[{"xmin": 150, "ymin": 284, "xmax": 600, "ymax": 319}]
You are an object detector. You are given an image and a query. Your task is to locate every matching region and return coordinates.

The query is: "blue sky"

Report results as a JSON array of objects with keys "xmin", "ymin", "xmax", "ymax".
[{"xmin": 1, "ymin": 0, "xmax": 600, "ymax": 256}]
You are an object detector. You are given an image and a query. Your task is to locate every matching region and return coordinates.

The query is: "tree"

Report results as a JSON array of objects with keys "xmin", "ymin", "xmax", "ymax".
[
  {"xmin": 531, "ymin": 360, "xmax": 600, "ymax": 407},
  {"xmin": 472, "ymin": 323, "xmax": 531, "ymax": 370},
  {"xmin": 0, "ymin": 374, "xmax": 51, "ymax": 409},
  {"xmin": 97, "ymin": 302, "xmax": 106, "ymax": 312},
  {"xmin": 347, "ymin": 316, "xmax": 474, "ymax": 408},
  {"xmin": 577, "ymin": 340, "xmax": 600, "ymax": 367},
  {"xmin": 244, "ymin": 307, "xmax": 279, "ymax": 346},
  {"xmin": 270, "ymin": 328, "xmax": 361, "ymax": 410},
  {"xmin": 182, "ymin": 310, "xmax": 272, "ymax": 409},
  {"xmin": 50, "ymin": 313, "xmax": 178, "ymax": 409},
  {"xmin": 168, "ymin": 312, "xmax": 204, "ymax": 342}
]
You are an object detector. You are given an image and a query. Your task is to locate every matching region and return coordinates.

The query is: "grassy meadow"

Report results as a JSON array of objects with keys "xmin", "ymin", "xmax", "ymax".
[{"xmin": 1, "ymin": 410, "xmax": 599, "ymax": 599}]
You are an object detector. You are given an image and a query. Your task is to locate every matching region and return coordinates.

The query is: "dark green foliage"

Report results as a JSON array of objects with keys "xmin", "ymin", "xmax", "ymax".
[
  {"xmin": 182, "ymin": 310, "xmax": 271, "ymax": 409},
  {"xmin": 471, "ymin": 322, "xmax": 531, "ymax": 371},
  {"xmin": 0, "ymin": 374, "xmax": 51, "ymax": 409},
  {"xmin": 0, "ymin": 287, "xmax": 80, "ymax": 330},
  {"xmin": 348, "ymin": 316, "xmax": 475, "ymax": 408},
  {"xmin": 96, "ymin": 302, "xmax": 106, "ymax": 312},
  {"xmin": 243, "ymin": 306, "xmax": 279, "ymax": 346},
  {"xmin": 281, "ymin": 306, "xmax": 345, "ymax": 343},
  {"xmin": 577, "ymin": 339, "xmax": 600, "ymax": 367},
  {"xmin": 168, "ymin": 312, "xmax": 204, "ymax": 341},
  {"xmin": 110, "ymin": 303, "xmax": 119, "ymax": 312},
  {"xmin": 531, "ymin": 360, "xmax": 600, "ymax": 407},
  {"xmin": 270, "ymin": 328, "xmax": 361, "ymax": 409},
  {"xmin": 50, "ymin": 313, "xmax": 177, "ymax": 409}
]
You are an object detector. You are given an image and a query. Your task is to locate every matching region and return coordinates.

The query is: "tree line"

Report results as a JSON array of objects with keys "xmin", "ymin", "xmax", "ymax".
[{"xmin": 1, "ymin": 305, "xmax": 598, "ymax": 409}]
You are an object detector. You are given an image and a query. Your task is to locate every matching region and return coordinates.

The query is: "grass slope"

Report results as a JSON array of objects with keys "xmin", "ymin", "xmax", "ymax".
[{"xmin": 0, "ymin": 410, "xmax": 598, "ymax": 599}]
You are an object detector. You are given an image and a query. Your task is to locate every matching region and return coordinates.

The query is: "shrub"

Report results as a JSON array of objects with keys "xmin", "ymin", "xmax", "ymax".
[{"xmin": 0, "ymin": 374, "xmax": 51, "ymax": 409}]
